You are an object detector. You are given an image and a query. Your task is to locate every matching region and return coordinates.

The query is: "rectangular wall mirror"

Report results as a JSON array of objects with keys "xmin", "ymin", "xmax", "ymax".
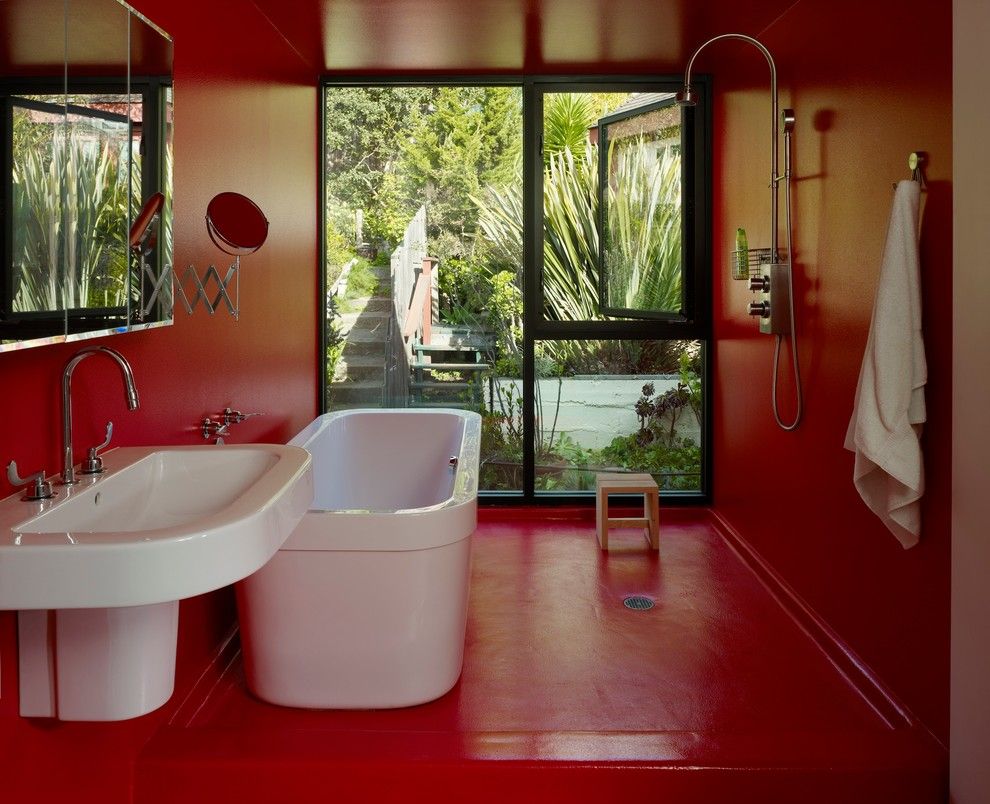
[{"xmin": 0, "ymin": 0, "xmax": 173, "ymax": 352}]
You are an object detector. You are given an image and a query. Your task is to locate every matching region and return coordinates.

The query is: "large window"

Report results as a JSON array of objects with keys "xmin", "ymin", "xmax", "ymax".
[{"xmin": 322, "ymin": 78, "xmax": 710, "ymax": 501}]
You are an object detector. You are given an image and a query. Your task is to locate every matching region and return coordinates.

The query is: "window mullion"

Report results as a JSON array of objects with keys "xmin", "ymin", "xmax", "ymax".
[{"xmin": 522, "ymin": 80, "xmax": 539, "ymax": 497}]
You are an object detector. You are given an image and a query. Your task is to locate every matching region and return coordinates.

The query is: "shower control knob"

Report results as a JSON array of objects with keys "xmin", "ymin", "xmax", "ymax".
[
  {"xmin": 749, "ymin": 301, "xmax": 770, "ymax": 318},
  {"xmin": 748, "ymin": 276, "xmax": 769, "ymax": 293}
]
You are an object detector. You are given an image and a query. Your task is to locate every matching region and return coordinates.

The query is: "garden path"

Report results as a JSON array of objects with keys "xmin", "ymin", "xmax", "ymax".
[{"xmin": 327, "ymin": 264, "xmax": 391, "ymax": 408}]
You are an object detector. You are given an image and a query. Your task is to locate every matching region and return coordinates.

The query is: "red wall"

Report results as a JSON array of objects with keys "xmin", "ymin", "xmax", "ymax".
[
  {"xmin": 0, "ymin": 1, "xmax": 319, "ymax": 796},
  {"xmin": 0, "ymin": 0, "xmax": 953, "ymax": 795},
  {"xmin": 707, "ymin": 0, "xmax": 951, "ymax": 742}
]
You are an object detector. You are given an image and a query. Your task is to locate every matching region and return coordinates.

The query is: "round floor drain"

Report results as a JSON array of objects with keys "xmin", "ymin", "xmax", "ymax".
[{"xmin": 622, "ymin": 595, "xmax": 655, "ymax": 611}]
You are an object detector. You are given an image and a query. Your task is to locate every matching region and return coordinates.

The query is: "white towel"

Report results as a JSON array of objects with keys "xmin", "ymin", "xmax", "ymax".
[{"xmin": 844, "ymin": 180, "xmax": 927, "ymax": 549}]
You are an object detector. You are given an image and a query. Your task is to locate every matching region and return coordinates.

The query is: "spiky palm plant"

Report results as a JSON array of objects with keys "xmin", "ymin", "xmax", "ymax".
[
  {"xmin": 542, "ymin": 93, "xmax": 596, "ymax": 164},
  {"xmin": 602, "ymin": 141, "xmax": 682, "ymax": 315},
  {"xmin": 476, "ymin": 140, "xmax": 682, "ymax": 327},
  {"xmin": 12, "ymin": 127, "xmax": 129, "ymax": 314}
]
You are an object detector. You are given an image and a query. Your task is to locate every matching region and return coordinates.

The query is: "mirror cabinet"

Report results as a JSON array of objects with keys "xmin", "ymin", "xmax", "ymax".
[{"xmin": 0, "ymin": 0, "xmax": 173, "ymax": 351}]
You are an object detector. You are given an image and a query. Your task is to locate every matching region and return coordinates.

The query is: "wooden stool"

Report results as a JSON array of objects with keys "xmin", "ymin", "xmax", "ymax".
[{"xmin": 595, "ymin": 472, "xmax": 660, "ymax": 551}]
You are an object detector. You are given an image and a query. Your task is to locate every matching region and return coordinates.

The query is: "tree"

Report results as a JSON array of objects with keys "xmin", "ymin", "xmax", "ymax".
[
  {"xmin": 324, "ymin": 86, "xmax": 431, "ymax": 244},
  {"xmin": 399, "ymin": 87, "xmax": 521, "ymax": 254}
]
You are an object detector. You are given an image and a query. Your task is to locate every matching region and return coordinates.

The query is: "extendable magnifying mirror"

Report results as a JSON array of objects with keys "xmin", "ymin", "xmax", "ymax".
[
  {"xmin": 205, "ymin": 192, "xmax": 269, "ymax": 256},
  {"xmin": 175, "ymin": 192, "xmax": 269, "ymax": 321}
]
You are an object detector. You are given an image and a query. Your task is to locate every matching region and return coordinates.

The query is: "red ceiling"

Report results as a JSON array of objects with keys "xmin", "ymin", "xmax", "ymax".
[{"xmin": 249, "ymin": 0, "xmax": 800, "ymax": 74}]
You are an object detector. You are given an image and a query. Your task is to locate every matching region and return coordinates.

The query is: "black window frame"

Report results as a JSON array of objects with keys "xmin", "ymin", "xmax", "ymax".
[
  {"xmin": 597, "ymin": 93, "xmax": 686, "ymax": 322},
  {"xmin": 320, "ymin": 75, "xmax": 713, "ymax": 505}
]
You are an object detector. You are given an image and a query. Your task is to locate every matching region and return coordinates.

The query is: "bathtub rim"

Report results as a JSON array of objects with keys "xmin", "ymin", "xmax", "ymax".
[{"xmin": 283, "ymin": 408, "xmax": 481, "ymax": 536}]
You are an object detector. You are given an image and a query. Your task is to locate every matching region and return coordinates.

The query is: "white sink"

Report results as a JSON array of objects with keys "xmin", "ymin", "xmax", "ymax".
[
  {"xmin": 0, "ymin": 444, "xmax": 313, "ymax": 609},
  {"xmin": 0, "ymin": 444, "xmax": 313, "ymax": 721}
]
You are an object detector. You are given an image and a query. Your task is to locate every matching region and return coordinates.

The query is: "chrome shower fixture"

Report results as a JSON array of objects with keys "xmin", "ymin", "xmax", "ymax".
[
  {"xmin": 678, "ymin": 33, "xmax": 803, "ymax": 430},
  {"xmin": 677, "ymin": 33, "xmax": 782, "ymax": 259}
]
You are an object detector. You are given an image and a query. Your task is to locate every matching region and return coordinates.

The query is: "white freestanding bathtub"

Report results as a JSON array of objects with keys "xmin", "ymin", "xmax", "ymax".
[{"xmin": 236, "ymin": 408, "xmax": 480, "ymax": 709}]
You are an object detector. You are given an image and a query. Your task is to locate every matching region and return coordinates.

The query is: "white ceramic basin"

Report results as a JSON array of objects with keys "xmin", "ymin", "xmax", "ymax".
[
  {"xmin": 0, "ymin": 444, "xmax": 313, "ymax": 609},
  {"xmin": 0, "ymin": 443, "xmax": 312, "ymax": 721}
]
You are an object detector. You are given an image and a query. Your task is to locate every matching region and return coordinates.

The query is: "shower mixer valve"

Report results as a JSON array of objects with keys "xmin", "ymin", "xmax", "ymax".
[{"xmin": 747, "ymin": 262, "xmax": 792, "ymax": 335}]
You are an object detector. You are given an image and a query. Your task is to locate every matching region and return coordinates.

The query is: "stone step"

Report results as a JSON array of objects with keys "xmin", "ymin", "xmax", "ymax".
[
  {"xmin": 338, "ymin": 310, "xmax": 390, "ymax": 330},
  {"xmin": 337, "ymin": 322, "xmax": 389, "ymax": 343},
  {"xmin": 334, "ymin": 356, "xmax": 383, "ymax": 383},
  {"xmin": 341, "ymin": 340, "xmax": 387, "ymax": 358},
  {"xmin": 328, "ymin": 380, "xmax": 383, "ymax": 405},
  {"xmin": 341, "ymin": 296, "xmax": 392, "ymax": 313}
]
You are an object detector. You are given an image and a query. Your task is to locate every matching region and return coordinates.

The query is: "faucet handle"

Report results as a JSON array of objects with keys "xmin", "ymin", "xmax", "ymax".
[
  {"xmin": 222, "ymin": 407, "xmax": 263, "ymax": 426},
  {"xmin": 80, "ymin": 422, "xmax": 113, "ymax": 476},
  {"xmin": 201, "ymin": 418, "xmax": 230, "ymax": 439},
  {"xmin": 7, "ymin": 461, "xmax": 56, "ymax": 501}
]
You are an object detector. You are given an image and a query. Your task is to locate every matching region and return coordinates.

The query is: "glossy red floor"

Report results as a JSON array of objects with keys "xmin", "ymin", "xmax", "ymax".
[{"xmin": 135, "ymin": 509, "xmax": 944, "ymax": 803}]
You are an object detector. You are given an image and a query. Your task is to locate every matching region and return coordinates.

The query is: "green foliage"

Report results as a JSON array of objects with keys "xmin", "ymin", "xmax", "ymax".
[
  {"xmin": 12, "ymin": 121, "xmax": 129, "ymax": 313},
  {"xmin": 487, "ymin": 270, "xmax": 523, "ymax": 357},
  {"xmin": 602, "ymin": 141, "xmax": 682, "ymax": 314},
  {"xmin": 325, "ymin": 203, "xmax": 357, "ymax": 283},
  {"xmin": 631, "ymin": 380, "xmax": 696, "ymax": 447},
  {"xmin": 335, "ymin": 258, "xmax": 380, "ymax": 312},
  {"xmin": 591, "ymin": 435, "xmax": 701, "ymax": 491},
  {"xmin": 588, "ymin": 371, "xmax": 703, "ymax": 490},
  {"xmin": 325, "ymin": 86, "xmax": 522, "ymax": 261},
  {"xmin": 401, "ymin": 87, "xmax": 521, "ymax": 261},
  {"xmin": 679, "ymin": 350, "xmax": 703, "ymax": 419},
  {"xmin": 325, "ymin": 86, "xmax": 430, "ymax": 245},
  {"xmin": 482, "ymin": 370, "xmax": 703, "ymax": 492},
  {"xmin": 436, "ymin": 253, "xmax": 487, "ymax": 326},
  {"xmin": 542, "ymin": 93, "xmax": 595, "ymax": 164},
  {"xmin": 325, "ymin": 291, "xmax": 345, "ymax": 382},
  {"xmin": 477, "ymin": 137, "xmax": 682, "ymax": 336}
]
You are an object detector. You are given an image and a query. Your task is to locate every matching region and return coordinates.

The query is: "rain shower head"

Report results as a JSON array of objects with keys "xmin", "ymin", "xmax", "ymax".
[{"xmin": 678, "ymin": 32, "xmax": 780, "ymax": 256}]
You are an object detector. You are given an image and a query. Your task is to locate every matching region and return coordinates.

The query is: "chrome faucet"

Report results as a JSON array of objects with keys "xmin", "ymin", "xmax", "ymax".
[{"xmin": 61, "ymin": 346, "xmax": 140, "ymax": 484}]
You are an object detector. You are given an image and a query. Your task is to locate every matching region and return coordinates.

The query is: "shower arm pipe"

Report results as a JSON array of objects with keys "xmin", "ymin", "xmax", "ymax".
[{"xmin": 680, "ymin": 33, "xmax": 780, "ymax": 259}]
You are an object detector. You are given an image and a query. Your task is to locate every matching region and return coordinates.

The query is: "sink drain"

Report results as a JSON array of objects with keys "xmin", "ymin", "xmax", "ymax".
[{"xmin": 622, "ymin": 594, "xmax": 655, "ymax": 611}]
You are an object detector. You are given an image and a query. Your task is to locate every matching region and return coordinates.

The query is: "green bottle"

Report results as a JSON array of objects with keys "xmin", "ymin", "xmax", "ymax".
[{"xmin": 733, "ymin": 228, "xmax": 749, "ymax": 280}]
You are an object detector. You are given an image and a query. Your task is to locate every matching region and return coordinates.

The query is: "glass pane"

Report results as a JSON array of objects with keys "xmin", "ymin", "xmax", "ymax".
[
  {"xmin": 533, "ymin": 339, "xmax": 703, "ymax": 492},
  {"xmin": 10, "ymin": 99, "xmax": 65, "ymax": 317},
  {"xmin": 600, "ymin": 96, "xmax": 683, "ymax": 317},
  {"xmin": 160, "ymin": 85, "xmax": 174, "ymax": 313},
  {"xmin": 63, "ymin": 95, "xmax": 132, "ymax": 315},
  {"xmin": 323, "ymin": 85, "xmax": 524, "ymax": 492},
  {"xmin": 540, "ymin": 90, "xmax": 683, "ymax": 322}
]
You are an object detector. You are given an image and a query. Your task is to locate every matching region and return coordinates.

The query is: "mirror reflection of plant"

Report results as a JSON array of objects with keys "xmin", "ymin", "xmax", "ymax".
[
  {"xmin": 603, "ymin": 141, "xmax": 681, "ymax": 313},
  {"xmin": 11, "ymin": 140, "xmax": 61, "ymax": 311},
  {"xmin": 12, "ymin": 129, "xmax": 129, "ymax": 313}
]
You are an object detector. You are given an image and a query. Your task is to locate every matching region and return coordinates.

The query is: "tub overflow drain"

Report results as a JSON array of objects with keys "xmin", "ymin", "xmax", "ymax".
[{"xmin": 622, "ymin": 595, "xmax": 655, "ymax": 611}]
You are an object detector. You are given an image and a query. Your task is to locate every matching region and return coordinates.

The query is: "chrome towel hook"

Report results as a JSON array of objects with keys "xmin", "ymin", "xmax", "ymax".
[{"xmin": 909, "ymin": 151, "xmax": 927, "ymax": 188}]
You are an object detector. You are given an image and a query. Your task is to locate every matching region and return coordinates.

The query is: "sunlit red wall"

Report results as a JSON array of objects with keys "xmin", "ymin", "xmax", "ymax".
[
  {"xmin": 0, "ymin": 1, "xmax": 319, "ymax": 796},
  {"xmin": 706, "ymin": 0, "xmax": 951, "ymax": 742}
]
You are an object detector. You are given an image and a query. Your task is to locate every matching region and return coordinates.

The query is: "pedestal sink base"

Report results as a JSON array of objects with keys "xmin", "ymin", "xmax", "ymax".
[{"xmin": 19, "ymin": 602, "xmax": 178, "ymax": 721}]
